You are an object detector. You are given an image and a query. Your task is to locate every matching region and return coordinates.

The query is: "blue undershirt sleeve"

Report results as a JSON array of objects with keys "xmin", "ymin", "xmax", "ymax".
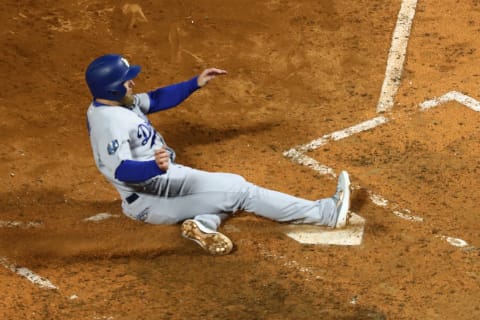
[
  {"xmin": 147, "ymin": 76, "xmax": 200, "ymax": 114},
  {"xmin": 115, "ymin": 160, "xmax": 165, "ymax": 183}
]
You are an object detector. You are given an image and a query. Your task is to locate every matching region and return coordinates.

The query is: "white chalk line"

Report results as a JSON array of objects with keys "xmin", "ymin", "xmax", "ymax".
[
  {"xmin": 0, "ymin": 257, "xmax": 57, "ymax": 290},
  {"xmin": 0, "ymin": 211, "xmax": 118, "ymax": 290},
  {"xmin": 0, "ymin": 221, "xmax": 43, "ymax": 228},
  {"xmin": 287, "ymin": 116, "xmax": 390, "ymax": 155},
  {"xmin": 0, "ymin": 219, "xmax": 58, "ymax": 290},
  {"xmin": 282, "ymin": 149, "xmax": 336, "ymax": 177},
  {"xmin": 283, "ymin": 116, "xmax": 390, "ymax": 178},
  {"xmin": 84, "ymin": 212, "xmax": 120, "ymax": 222},
  {"xmin": 376, "ymin": 0, "xmax": 418, "ymax": 113},
  {"xmin": 367, "ymin": 190, "xmax": 424, "ymax": 222},
  {"xmin": 420, "ymin": 91, "xmax": 480, "ymax": 111}
]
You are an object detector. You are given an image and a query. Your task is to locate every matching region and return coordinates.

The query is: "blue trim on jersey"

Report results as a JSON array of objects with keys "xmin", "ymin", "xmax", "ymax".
[
  {"xmin": 115, "ymin": 159, "xmax": 165, "ymax": 183},
  {"xmin": 146, "ymin": 77, "xmax": 200, "ymax": 114},
  {"xmin": 93, "ymin": 100, "xmax": 108, "ymax": 107}
]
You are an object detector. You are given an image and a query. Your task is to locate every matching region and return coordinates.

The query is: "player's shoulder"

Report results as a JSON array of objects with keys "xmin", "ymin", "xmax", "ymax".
[
  {"xmin": 88, "ymin": 106, "xmax": 138, "ymax": 132},
  {"xmin": 88, "ymin": 104, "xmax": 133, "ymax": 118}
]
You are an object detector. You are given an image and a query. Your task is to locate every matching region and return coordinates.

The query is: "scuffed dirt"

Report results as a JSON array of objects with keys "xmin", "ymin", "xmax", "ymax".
[{"xmin": 1, "ymin": 0, "xmax": 479, "ymax": 319}]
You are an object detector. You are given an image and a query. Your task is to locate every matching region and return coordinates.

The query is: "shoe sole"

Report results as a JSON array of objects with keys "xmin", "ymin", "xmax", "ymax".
[
  {"xmin": 181, "ymin": 219, "xmax": 233, "ymax": 255},
  {"xmin": 335, "ymin": 171, "xmax": 351, "ymax": 228}
]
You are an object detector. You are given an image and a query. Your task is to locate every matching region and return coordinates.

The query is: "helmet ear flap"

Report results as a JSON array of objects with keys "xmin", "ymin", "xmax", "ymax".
[{"xmin": 106, "ymin": 86, "xmax": 126, "ymax": 99}]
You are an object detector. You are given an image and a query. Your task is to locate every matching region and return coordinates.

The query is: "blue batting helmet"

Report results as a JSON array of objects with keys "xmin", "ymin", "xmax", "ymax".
[{"xmin": 85, "ymin": 54, "xmax": 141, "ymax": 100}]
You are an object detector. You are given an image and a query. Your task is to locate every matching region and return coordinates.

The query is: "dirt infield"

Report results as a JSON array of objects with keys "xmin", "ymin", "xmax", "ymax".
[{"xmin": 1, "ymin": 0, "xmax": 479, "ymax": 319}]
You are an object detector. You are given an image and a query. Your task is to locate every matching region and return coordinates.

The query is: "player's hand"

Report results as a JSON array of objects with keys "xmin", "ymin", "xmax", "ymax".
[
  {"xmin": 197, "ymin": 68, "xmax": 227, "ymax": 87},
  {"xmin": 154, "ymin": 148, "xmax": 170, "ymax": 171}
]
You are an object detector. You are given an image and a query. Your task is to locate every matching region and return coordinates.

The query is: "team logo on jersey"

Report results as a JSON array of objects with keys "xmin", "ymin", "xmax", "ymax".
[
  {"xmin": 107, "ymin": 139, "xmax": 119, "ymax": 155},
  {"xmin": 137, "ymin": 122, "xmax": 156, "ymax": 147}
]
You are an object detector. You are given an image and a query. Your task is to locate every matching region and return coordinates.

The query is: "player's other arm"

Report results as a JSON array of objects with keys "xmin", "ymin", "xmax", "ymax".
[
  {"xmin": 115, "ymin": 159, "xmax": 164, "ymax": 183},
  {"xmin": 146, "ymin": 68, "xmax": 227, "ymax": 114},
  {"xmin": 114, "ymin": 148, "xmax": 170, "ymax": 183}
]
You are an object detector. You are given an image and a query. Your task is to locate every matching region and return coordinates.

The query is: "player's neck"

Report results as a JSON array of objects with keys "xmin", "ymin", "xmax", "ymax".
[
  {"xmin": 95, "ymin": 98, "xmax": 120, "ymax": 106},
  {"xmin": 95, "ymin": 94, "xmax": 134, "ymax": 108}
]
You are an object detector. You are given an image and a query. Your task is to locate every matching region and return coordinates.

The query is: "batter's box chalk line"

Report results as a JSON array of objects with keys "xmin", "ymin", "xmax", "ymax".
[
  {"xmin": 0, "ymin": 220, "xmax": 43, "ymax": 228},
  {"xmin": 283, "ymin": 92, "xmax": 479, "ymax": 248},
  {"xmin": 84, "ymin": 212, "xmax": 120, "ymax": 222},
  {"xmin": 420, "ymin": 91, "xmax": 480, "ymax": 112},
  {"xmin": 0, "ymin": 257, "xmax": 57, "ymax": 290}
]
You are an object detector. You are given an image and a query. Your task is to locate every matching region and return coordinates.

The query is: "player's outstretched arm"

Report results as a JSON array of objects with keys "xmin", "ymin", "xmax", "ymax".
[
  {"xmin": 146, "ymin": 68, "xmax": 227, "ymax": 114},
  {"xmin": 197, "ymin": 68, "xmax": 227, "ymax": 87}
]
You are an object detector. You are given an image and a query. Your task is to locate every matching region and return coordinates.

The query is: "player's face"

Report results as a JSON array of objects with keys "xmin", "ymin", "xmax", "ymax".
[
  {"xmin": 124, "ymin": 79, "xmax": 135, "ymax": 96},
  {"xmin": 120, "ymin": 80, "xmax": 135, "ymax": 106}
]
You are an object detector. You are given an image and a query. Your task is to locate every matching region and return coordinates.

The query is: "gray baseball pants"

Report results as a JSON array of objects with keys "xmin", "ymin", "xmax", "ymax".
[{"xmin": 122, "ymin": 164, "xmax": 338, "ymax": 230}]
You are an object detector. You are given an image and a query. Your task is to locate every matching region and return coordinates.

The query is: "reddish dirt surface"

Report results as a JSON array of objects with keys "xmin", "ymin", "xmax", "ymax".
[{"xmin": 1, "ymin": 0, "xmax": 479, "ymax": 319}]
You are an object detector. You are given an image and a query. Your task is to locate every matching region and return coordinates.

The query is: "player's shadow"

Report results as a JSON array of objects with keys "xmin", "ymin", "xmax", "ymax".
[
  {"xmin": 157, "ymin": 120, "xmax": 280, "ymax": 166},
  {"xmin": 351, "ymin": 187, "xmax": 370, "ymax": 213},
  {"xmin": 160, "ymin": 120, "xmax": 278, "ymax": 148}
]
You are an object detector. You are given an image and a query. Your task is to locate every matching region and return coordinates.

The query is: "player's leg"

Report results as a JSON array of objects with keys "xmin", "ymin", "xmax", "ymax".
[
  {"xmin": 122, "ymin": 193, "xmax": 234, "ymax": 254},
  {"xmin": 246, "ymin": 170, "xmax": 350, "ymax": 228},
  {"xmin": 122, "ymin": 165, "xmax": 350, "ymax": 254},
  {"xmin": 171, "ymin": 168, "xmax": 350, "ymax": 255},
  {"xmin": 137, "ymin": 164, "xmax": 348, "ymax": 227}
]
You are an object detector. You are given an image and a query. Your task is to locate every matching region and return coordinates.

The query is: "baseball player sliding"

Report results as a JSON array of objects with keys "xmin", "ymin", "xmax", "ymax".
[{"xmin": 85, "ymin": 54, "xmax": 351, "ymax": 255}]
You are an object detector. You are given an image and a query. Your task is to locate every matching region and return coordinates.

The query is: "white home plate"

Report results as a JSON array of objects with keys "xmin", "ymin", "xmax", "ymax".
[{"xmin": 281, "ymin": 213, "xmax": 365, "ymax": 245}]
